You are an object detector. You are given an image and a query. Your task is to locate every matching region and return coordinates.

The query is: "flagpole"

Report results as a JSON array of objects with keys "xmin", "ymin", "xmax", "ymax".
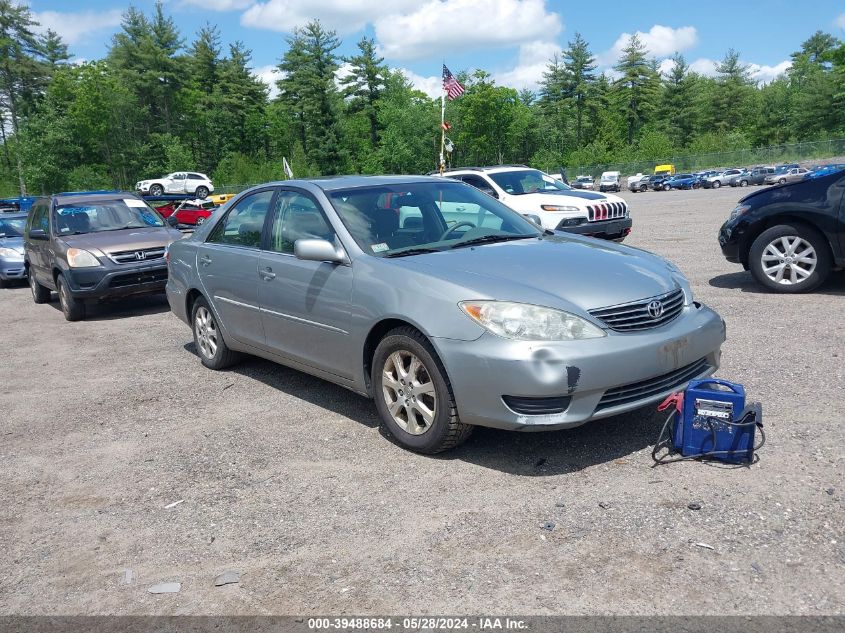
[{"xmin": 439, "ymin": 91, "xmax": 446, "ymax": 175}]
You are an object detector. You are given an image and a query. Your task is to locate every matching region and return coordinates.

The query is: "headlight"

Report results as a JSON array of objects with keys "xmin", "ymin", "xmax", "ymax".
[
  {"xmin": 0, "ymin": 247, "xmax": 21, "ymax": 258},
  {"xmin": 459, "ymin": 301, "xmax": 605, "ymax": 341},
  {"xmin": 730, "ymin": 204, "xmax": 751, "ymax": 220},
  {"xmin": 540, "ymin": 205, "xmax": 581, "ymax": 213},
  {"xmin": 67, "ymin": 248, "xmax": 101, "ymax": 268}
]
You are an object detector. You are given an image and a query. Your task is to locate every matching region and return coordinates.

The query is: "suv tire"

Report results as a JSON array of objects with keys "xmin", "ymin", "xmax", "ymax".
[
  {"xmin": 372, "ymin": 326, "xmax": 473, "ymax": 454},
  {"xmin": 149, "ymin": 184, "xmax": 164, "ymax": 196},
  {"xmin": 195, "ymin": 186, "xmax": 209, "ymax": 199},
  {"xmin": 749, "ymin": 224, "xmax": 831, "ymax": 293},
  {"xmin": 29, "ymin": 269, "xmax": 51, "ymax": 304},
  {"xmin": 192, "ymin": 297, "xmax": 240, "ymax": 369},
  {"xmin": 712, "ymin": 180, "xmax": 721, "ymax": 189},
  {"xmin": 57, "ymin": 274, "xmax": 86, "ymax": 321}
]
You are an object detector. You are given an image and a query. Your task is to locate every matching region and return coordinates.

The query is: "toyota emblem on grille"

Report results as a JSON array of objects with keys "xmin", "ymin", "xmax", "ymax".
[
  {"xmin": 647, "ymin": 300, "xmax": 664, "ymax": 318},
  {"xmin": 135, "ymin": 251, "xmax": 146, "ymax": 260}
]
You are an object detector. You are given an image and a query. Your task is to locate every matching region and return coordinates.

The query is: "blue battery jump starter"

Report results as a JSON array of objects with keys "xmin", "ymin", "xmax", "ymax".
[{"xmin": 652, "ymin": 379, "xmax": 764, "ymax": 465}]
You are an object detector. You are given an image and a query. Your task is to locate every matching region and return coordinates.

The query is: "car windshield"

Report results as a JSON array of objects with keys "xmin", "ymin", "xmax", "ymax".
[
  {"xmin": 0, "ymin": 217, "xmax": 25, "ymax": 237},
  {"xmin": 487, "ymin": 169, "xmax": 572, "ymax": 195},
  {"xmin": 577, "ymin": 177, "xmax": 592, "ymax": 182},
  {"xmin": 327, "ymin": 181, "xmax": 542, "ymax": 258},
  {"xmin": 53, "ymin": 199, "xmax": 165, "ymax": 235}
]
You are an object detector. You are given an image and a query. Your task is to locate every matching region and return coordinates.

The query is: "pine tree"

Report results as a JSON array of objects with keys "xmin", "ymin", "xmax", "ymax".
[
  {"xmin": 38, "ymin": 29, "xmax": 71, "ymax": 70},
  {"xmin": 660, "ymin": 53, "xmax": 698, "ymax": 148},
  {"xmin": 341, "ymin": 37, "xmax": 388, "ymax": 147},
  {"xmin": 277, "ymin": 20, "xmax": 346, "ymax": 174},
  {"xmin": 561, "ymin": 32, "xmax": 596, "ymax": 145},
  {"xmin": 613, "ymin": 34, "xmax": 659, "ymax": 144}
]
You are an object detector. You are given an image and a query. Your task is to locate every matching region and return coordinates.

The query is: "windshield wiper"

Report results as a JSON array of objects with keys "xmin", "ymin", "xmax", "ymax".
[
  {"xmin": 450, "ymin": 234, "xmax": 535, "ymax": 249},
  {"xmin": 383, "ymin": 247, "xmax": 443, "ymax": 258}
]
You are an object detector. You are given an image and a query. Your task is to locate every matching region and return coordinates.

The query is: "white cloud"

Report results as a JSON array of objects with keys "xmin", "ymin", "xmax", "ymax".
[
  {"xmin": 597, "ymin": 25, "xmax": 698, "ymax": 67},
  {"xmin": 492, "ymin": 41, "xmax": 560, "ymax": 91},
  {"xmin": 836, "ymin": 12, "xmax": 845, "ymax": 31},
  {"xmin": 241, "ymin": 0, "xmax": 419, "ymax": 34},
  {"xmin": 747, "ymin": 60, "xmax": 791, "ymax": 84},
  {"xmin": 688, "ymin": 58, "xmax": 718, "ymax": 76},
  {"xmin": 180, "ymin": 0, "xmax": 253, "ymax": 10},
  {"xmin": 253, "ymin": 64, "xmax": 282, "ymax": 99},
  {"xmin": 31, "ymin": 9, "xmax": 123, "ymax": 45},
  {"xmin": 375, "ymin": 0, "xmax": 562, "ymax": 60},
  {"xmin": 398, "ymin": 69, "xmax": 442, "ymax": 99}
]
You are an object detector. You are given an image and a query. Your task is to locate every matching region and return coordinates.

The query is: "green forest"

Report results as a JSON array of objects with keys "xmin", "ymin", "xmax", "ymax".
[{"xmin": 1, "ymin": 0, "xmax": 845, "ymax": 196}]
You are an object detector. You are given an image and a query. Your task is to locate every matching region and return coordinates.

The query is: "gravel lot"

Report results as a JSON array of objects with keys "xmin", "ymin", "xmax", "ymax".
[{"xmin": 1, "ymin": 186, "xmax": 843, "ymax": 616}]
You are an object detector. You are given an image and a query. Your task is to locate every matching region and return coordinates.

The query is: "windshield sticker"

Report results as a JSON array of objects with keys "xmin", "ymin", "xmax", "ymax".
[
  {"xmin": 139, "ymin": 210, "xmax": 159, "ymax": 226},
  {"xmin": 371, "ymin": 242, "xmax": 389, "ymax": 253},
  {"xmin": 57, "ymin": 206, "xmax": 95, "ymax": 215},
  {"xmin": 124, "ymin": 198, "xmax": 147, "ymax": 208}
]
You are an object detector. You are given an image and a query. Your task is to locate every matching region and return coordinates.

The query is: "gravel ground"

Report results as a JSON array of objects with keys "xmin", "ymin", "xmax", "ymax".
[{"xmin": 0, "ymin": 186, "xmax": 843, "ymax": 616}]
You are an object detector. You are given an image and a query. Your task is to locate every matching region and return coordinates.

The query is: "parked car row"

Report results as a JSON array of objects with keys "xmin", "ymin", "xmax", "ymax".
[{"xmin": 626, "ymin": 163, "xmax": 832, "ymax": 192}]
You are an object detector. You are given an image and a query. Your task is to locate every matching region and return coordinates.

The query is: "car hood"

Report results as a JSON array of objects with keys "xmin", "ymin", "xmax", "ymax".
[
  {"xmin": 0, "ymin": 235, "xmax": 24, "ymax": 254},
  {"xmin": 60, "ymin": 226, "xmax": 181, "ymax": 254},
  {"xmin": 516, "ymin": 190, "xmax": 625, "ymax": 206},
  {"xmin": 387, "ymin": 235, "xmax": 684, "ymax": 314}
]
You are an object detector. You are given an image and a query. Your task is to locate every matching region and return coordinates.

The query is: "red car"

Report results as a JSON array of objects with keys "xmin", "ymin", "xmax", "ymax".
[{"xmin": 152, "ymin": 199, "xmax": 216, "ymax": 226}]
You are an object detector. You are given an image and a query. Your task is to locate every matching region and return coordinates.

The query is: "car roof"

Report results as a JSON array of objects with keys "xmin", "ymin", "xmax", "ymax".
[{"xmin": 254, "ymin": 174, "xmax": 459, "ymax": 193}]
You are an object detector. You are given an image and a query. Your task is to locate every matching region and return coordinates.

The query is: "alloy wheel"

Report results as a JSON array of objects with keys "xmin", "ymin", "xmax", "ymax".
[
  {"xmin": 381, "ymin": 350, "xmax": 437, "ymax": 435},
  {"xmin": 194, "ymin": 305, "xmax": 219, "ymax": 359},
  {"xmin": 761, "ymin": 235, "xmax": 817, "ymax": 285},
  {"xmin": 29, "ymin": 272, "xmax": 37, "ymax": 299}
]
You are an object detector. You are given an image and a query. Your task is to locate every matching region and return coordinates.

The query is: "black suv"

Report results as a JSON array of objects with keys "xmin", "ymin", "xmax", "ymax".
[
  {"xmin": 718, "ymin": 169, "xmax": 845, "ymax": 292},
  {"xmin": 24, "ymin": 191, "xmax": 182, "ymax": 320}
]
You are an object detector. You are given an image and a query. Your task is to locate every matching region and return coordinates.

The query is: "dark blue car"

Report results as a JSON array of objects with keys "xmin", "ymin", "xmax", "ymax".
[{"xmin": 664, "ymin": 174, "xmax": 699, "ymax": 190}]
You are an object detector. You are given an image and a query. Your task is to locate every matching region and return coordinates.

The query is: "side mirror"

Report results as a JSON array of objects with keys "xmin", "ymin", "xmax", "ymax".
[
  {"xmin": 166, "ymin": 215, "xmax": 178, "ymax": 227},
  {"xmin": 294, "ymin": 238, "xmax": 344, "ymax": 264},
  {"xmin": 480, "ymin": 187, "xmax": 499, "ymax": 199},
  {"xmin": 29, "ymin": 228, "xmax": 48, "ymax": 240}
]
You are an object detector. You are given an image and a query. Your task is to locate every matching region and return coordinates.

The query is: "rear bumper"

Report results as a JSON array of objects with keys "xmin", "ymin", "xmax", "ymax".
[
  {"xmin": 64, "ymin": 262, "xmax": 168, "ymax": 299},
  {"xmin": 558, "ymin": 217, "xmax": 632, "ymax": 241},
  {"xmin": 432, "ymin": 302, "xmax": 726, "ymax": 431}
]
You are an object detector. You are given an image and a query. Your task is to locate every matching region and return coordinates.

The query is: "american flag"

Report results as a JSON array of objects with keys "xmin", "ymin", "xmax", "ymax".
[{"xmin": 442, "ymin": 65, "xmax": 465, "ymax": 100}]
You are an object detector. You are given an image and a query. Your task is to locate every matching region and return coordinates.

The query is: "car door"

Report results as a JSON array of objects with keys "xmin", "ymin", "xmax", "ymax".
[
  {"xmin": 25, "ymin": 201, "xmax": 50, "ymax": 285},
  {"xmin": 196, "ymin": 187, "xmax": 277, "ymax": 350},
  {"xmin": 167, "ymin": 173, "xmax": 187, "ymax": 194},
  {"xmin": 257, "ymin": 188, "xmax": 354, "ymax": 379}
]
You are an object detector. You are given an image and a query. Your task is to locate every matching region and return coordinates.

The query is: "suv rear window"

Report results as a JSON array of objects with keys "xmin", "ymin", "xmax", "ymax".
[{"xmin": 53, "ymin": 199, "xmax": 164, "ymax": 235}]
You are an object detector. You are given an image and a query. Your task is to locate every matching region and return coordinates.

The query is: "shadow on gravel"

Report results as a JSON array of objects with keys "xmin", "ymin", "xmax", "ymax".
[
  {"xmin": 183, "ymin": 343, "xmax": 381, "ymax": 429},
  {"xmin": 46, "ymin": 292, "xmax": 171, "ymax": 320},
  {"xmin": 709, "ymin": 270, "xmax": 845, "ymax": 295},
  {"xmin": 182, "ymin": 342, "xmax": 657, "ymax": 474}
]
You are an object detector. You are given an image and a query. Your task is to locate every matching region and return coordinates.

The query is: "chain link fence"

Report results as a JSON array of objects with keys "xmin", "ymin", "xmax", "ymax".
[{"xmin": 552, "ymin": 138, "xmax": 845, "ymax": 179}]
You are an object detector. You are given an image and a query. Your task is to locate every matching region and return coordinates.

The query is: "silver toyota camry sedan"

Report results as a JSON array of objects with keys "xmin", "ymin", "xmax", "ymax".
[{"xmin": 166, "ymin": 175, "xmax": 725, "ymax": 453}]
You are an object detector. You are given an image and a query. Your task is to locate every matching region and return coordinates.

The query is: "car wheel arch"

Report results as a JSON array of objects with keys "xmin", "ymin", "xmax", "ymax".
[
  {"xmin": 362, "ymin": 318, "xmax": 437, "ymax": 396},
  {"xmin": 740, "ymin": 213, "xmax": 834, "ymax": 267},
  {"xmin": 185, "ymin": 287, "xmax": 205, "ymax": 321}
]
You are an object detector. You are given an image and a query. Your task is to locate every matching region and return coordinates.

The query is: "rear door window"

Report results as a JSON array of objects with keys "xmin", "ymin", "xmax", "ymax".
[{"xmin": 207, "ymin": 189, "xmax": 275, "ymax": 248}]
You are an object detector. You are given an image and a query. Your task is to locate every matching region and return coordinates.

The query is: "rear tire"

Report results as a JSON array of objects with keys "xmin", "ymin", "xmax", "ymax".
[
  {"xmin": 57, "ymin": 275, "xmax": 86, "ymax": 321},
  {"xmin": 749, "ymin": 224, "xmax": 831, "ymax": 293},
  {"xmin": 372, "ymin": 326, "xmax": 473, "ymax": 454},
  {"xmin": 196, "ymin": 216, "xmax": 205, "ymax": 225},
  {"xmin": 195, "ymin": 186, "xmax": 209, "ymax": 199},
  {"xmin": 29, "ymin": 269, "xmax": 51, "ymax": 304},
  {"xmin": 191, "ymin": 297, "xmax": 240, "ymax": 369}
]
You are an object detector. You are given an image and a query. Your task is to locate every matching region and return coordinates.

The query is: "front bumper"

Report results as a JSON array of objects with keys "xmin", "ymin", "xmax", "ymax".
[
  {"xmin": 64, "ymin": 261, "xmax": 168, "ymax": 299},
  {"xmin": 432, "ymin": 302, "xmax": 725, "ymax": 431},
  {"xmin": 0, "ymin": 257, "xmax": 26, "ymax": 280},
  {"xmin": 558, "ymin": 217, "xmax": 632, "ymax": 241}
]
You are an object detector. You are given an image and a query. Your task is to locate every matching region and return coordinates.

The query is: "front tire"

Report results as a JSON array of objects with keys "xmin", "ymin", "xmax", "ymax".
[
  {"xmin": 192, "ymin": 297, "xmax": 240, "ymax": 369},
  {"xmin": 372, "ymin": 326, "xmax": 473, "ymax": 454},
  {"xmin": 778, "ymin": 178, "xmax": 786, "ymax": 184},
  {"xmin": 149, "ymin": 184, "xmax": 164, "ymax": 196},
  {"xmin": 749, "ymin": 224, "xmax": 831, "ymax": 293},
  {"xmin": 29, "ymin": 269, "xmax": 51, "ymax": 304},
  {"xmin": 712, "ymin": 180, "xmax": 721, "ymax": 189},
  {"xmin": 57, "ymin": 275, "xmax": 85, "ymax": 321},
  {"xmin": 196, "ymin": 216, "xmax": 205, "ymax": 225},
  {"xmin": 740, "ymin": 179, "xmax": 748, "ymax": 187}
]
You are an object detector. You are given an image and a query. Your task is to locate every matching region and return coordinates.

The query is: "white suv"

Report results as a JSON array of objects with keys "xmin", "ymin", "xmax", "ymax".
[
  {"xmin": 442, "ymin": 166, "xmax": 631, "ymax": 241},
  {"xmin": 136, "ymin": 172, "xmax": 214, "ymax": 198}
]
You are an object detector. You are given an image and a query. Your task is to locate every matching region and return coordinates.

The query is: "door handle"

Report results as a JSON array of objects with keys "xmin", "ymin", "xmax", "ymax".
[
  {"xmin": 199, "ymin": 254, "xmax": 212, "ymax": 266},
  {"xmin": 260, "ymin": 267, "xmax": 276, "ymax": 280}
]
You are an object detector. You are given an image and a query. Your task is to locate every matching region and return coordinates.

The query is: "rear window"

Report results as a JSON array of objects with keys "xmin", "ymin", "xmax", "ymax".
[{"xmin": 53, "ymin": 198, "xmax": 164, "ymax": 235}]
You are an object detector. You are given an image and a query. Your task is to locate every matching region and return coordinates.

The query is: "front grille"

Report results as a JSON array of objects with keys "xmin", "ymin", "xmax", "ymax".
[
  {"xmin": 107, "ymin": 247, "xmax": 166, "ymax": 264},
  {"xmin": 587, "ymin": 201, "xmax": 627, "ymax": 222},
  {"xmin": 595, "ymin": 357, "xmax": 711, "ymax": 412},
  {"xmin": 502, "ymin": 395, "xmax": 572, "ymax": 415},
  {"xmin": 109, "ymin": 267, "xmax": 168, "ymax": 288},
  {"xmin": 589, "ymin": 288, "xmax": 685, "ymax": 332}
]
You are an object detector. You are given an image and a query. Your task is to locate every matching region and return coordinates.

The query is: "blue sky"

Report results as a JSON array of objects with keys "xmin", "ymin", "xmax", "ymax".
[{"xmin": 24, "ymin": 0, "xmax": 845, "ymax": 96}]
